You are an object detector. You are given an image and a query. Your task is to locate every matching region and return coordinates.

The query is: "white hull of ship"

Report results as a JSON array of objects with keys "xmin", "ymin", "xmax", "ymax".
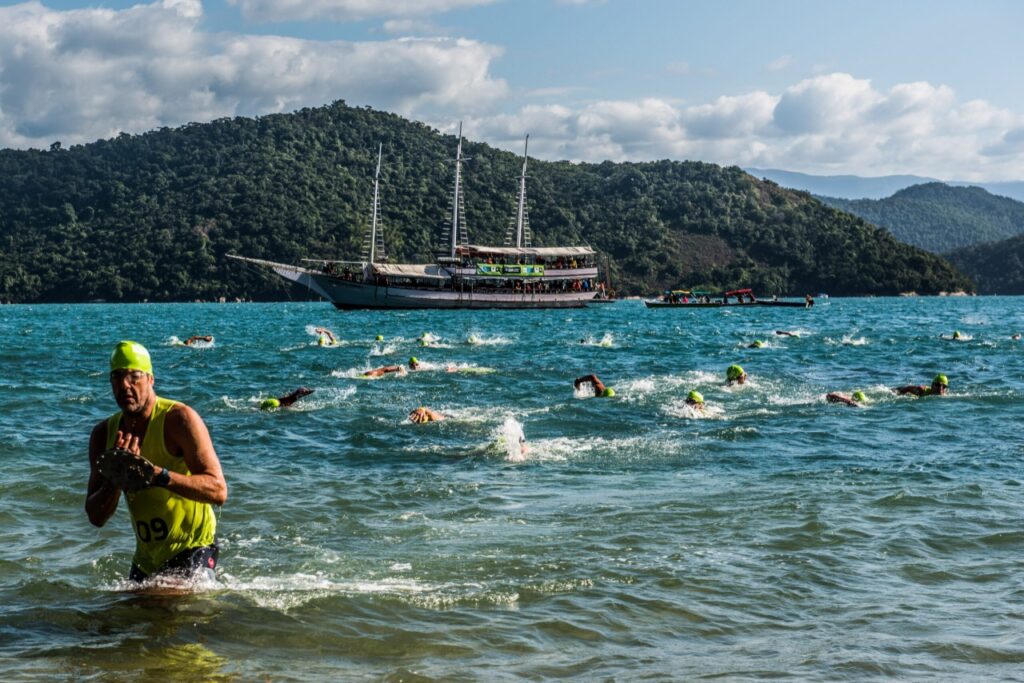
[{"xmin": 265, "ymin": 260, "xmax": 597, "ymax": 309}]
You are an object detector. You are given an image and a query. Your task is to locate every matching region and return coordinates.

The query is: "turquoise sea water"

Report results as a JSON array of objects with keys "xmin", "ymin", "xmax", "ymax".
[{"xmin": 1, "ymin": 298, "xmax": 1023, "ymax": 680}]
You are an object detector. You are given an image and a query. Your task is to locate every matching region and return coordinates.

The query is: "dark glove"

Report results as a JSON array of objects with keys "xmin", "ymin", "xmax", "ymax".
[{"xmin": 96, "ymin": 447, "xmax": 156, "ymax": 492}]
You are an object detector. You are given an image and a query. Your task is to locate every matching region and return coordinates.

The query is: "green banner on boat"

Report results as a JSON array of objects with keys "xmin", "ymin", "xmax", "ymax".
[{"xmin": 476, "ymin": 263, "xmax": 545, "ymax": 277}]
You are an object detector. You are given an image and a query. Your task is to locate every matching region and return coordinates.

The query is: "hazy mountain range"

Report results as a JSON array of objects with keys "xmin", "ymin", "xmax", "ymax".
[{"xmin": 746, "ymin": 168, "xmax": 1024, "ymax": 203}]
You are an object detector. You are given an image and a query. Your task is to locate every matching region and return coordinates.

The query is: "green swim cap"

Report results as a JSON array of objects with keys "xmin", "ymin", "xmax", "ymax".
[
  {"xmin": 953, "ymin": 330, "xmax": 961, "ymax": 338},
  {"xmin": 260, "ymin": 398, "xmax": 280, "ymax": 411},
  {"xmin": 933, "ymin": 374, "xmax": 948, "ymax": 387},
  {"xmin": 375, "ymin": 335, "xmax": 384, "ymax": 341},
  {"xmin": 110, "ymin": 341, "xmax": 152, "ymax": 375},
  {"xmin": 601, "ymin": 387, "xmax": 615, "ymax": 397},
  {"xmin": 852, "ymin": 391, "xmax": 867, "ymax": 402},
  {"xmin": 726, "ymin": 364, "xmax": 744, "ymax": 381},
  {"xmin": 409, "ymin": 357, "xmax": 419, "ymax": 365},
  {"xmin": 753, "ymin": 340, "xmax": 763, "ymax": 348},
  {"xmin": 688, "ymin": 390, "xmax": 705, "ymax": 404}
]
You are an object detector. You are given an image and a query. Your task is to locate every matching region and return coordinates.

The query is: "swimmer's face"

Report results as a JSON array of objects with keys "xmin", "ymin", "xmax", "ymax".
[
  {"xmin": 931, "ymin": 381, "xmax": 947, "ymax": 395},
  {"xmin": 110, "ymin": 369, "xmax": 154, "ymax": 416}
]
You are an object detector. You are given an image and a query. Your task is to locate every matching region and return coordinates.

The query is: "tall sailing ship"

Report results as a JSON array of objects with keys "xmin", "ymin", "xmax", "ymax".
[{"xmin": 230, "ymin": 127, "xmax": 601, "ymax": 309}]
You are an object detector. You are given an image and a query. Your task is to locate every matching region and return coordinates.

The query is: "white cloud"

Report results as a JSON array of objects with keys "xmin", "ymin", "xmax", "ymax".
[
  {"xmin": 454, "ymin": 73, "xmax": 1024, "ymax": 180},
  {"xmin": 380, "ymin": 18, "xmax": 447, "ymax": 35},
  {"xmin": 227, "ymin": 0, "xmax": 496, "ymax": 23},
  {"xmin": 0, "ymin": 1, "xmax": 506, "ymax": 148}
]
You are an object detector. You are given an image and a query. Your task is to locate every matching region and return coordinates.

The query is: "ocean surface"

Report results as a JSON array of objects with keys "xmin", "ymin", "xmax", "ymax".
[{"xmin": 1, "ymin": 298, "xmax": 1023, "ymax": 681}]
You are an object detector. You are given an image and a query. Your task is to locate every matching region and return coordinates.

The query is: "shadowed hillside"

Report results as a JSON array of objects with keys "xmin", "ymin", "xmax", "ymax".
[{"xmin": 0, "ymin": 101, "xmax": 972, "ymax": 302}]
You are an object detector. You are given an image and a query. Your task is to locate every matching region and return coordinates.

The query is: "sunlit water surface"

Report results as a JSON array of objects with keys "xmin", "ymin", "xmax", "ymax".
[{"xmin": 1, "ymin": 298, "xmax": 1023, "ymax": 680}]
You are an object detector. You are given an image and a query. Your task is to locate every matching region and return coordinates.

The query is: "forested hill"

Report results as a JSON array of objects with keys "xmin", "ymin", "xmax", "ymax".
[
  {"xmin": 946, "ymin": 234, "xmax": 1024, "ymax": 294},
  {"xmin": 818, "ymin": 183, "xmax": 1024, "ymax": 254},
  {"xmin": 0, "ymin": 101, "xmax": 971, "ymax": 303}
]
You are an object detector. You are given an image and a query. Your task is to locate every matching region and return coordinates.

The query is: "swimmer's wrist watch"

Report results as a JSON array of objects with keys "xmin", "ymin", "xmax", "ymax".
[{"xmin": 153, "ymin": 467, "xmax": 171, "ymax": 488}]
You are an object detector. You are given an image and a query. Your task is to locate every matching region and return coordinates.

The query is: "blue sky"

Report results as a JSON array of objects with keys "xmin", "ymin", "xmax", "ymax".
[{"xmin": 2, "ymin": 0, "xmax": 1022, "ymax": 180}]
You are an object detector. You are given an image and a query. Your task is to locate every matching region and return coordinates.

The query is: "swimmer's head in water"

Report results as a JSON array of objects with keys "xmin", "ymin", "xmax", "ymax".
[
  {"xmin": 375, "ymin": 335, "xmax": 384, "ymax": 341},
  {"xmin": 852, "ymin": 391, "xmax": 867, "ymax": 402},
  {"xmin": 687, "ymin": 390, "xmax": 705, "ymax": 405},
  {"xmin": 409, "ymin": 357, "xmax": 419, "ymax": 369},
  {"xmin": 601, "ymin": 387, "xmax": 615, "ymax": 397},
  {"xmin": 752, "ymin": 340, "xmax": 764, "ymax": 348},
  {"xmin": 110, "ymin": 341, "xmax": 152, "ymax": 375},
  {"xmin": 932, "ymin": 374, "xmax": 949, "ymax": 392},
  {"xmin": 953, "ymin": 331, "xmax": 961, "ymax": 339},
  {"xmin": 726, "ymin": 364, "xmax": 745, "ymax": 382},
  {"xmin": 260, "ymin": 397, "xmax": 280, "ymax": 411}
]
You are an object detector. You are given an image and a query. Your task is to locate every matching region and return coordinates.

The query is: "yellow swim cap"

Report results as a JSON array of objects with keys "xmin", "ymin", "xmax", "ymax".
[
  {"xmin": 110, "ymin": 341, "xmax": 152, "ymax": 375},
  {"xmin": 933, "ymin": 374, "xmax": 949, "ymax": 387},
  {"xmin": 852, "ymin": 391, "xmax": 867, "ymax": 402},
  {"xmin": 687, "ymin": 390, "xmax": 705, "ymax": 404},
  {"xmin": 726, "ymin": 364, "xmax": 744, "ymax": 381},
  {"xmin": 260, "ymin": 398, "xmax": 281, "ymax": 411},
  {"xmin": 601, "ymin": 387, "xmax": 616, "ymax": 397},
  {"xmin": 376, "ymin": 335, "xmax": 384, "ymax": 341}
]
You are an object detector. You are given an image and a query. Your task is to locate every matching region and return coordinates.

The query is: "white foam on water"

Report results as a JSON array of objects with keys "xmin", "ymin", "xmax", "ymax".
[
  {"xmin": 577, "ymin": 332, "xmax": 615, "ymax": 347},
  {"xmin": 167, "ymin": 336, "xmax": 214, "ymax": 349},
  {"xmin": 369, "ymin": 343, "xmax": 398, "ymax": 356},
  {"xmin": 825, "ymin": 334, "xmax": 869, "ymax": 346},
  {"xmin": 662, "ymin": 400, "xmax": 725, "ymax": 419},
  {"xmin": 466, "ymin": 333, "xmax": 511, "ymax": 346},
  {"xmin": 493, "ymin": 416, "xmax": 528, "ymax": 462}
]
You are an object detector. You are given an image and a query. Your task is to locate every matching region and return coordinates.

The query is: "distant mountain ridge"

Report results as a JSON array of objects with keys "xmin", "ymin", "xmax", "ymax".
[
  {"xmin": 747, "ymin": 167, "xmax": 1024, "ymax": 202},
  {"xmin": 816, "ymin": 183, "xmax": 1024, "ymax": 254}
]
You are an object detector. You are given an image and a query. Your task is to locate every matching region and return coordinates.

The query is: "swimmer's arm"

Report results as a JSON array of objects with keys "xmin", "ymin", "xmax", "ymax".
[
  {"xmin": 164, "ymin": 405, "xmax": 228, "ymax": 506},
  {"xmin": 85, "ymin": 421, "xmax": 119, "ymax": 527},
  {"xmin": 893, "ymin": 385, "xmax": 925, "ymax": 396}
]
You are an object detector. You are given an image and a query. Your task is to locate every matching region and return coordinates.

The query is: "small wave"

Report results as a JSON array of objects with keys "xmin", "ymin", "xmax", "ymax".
[
  {"xmin": 825, "ymin": 335, "xmax": 869, "ymax": 346},
  {"xmin": 167, "ymin": 336, "xmax": 215, "ymax": 349},
  {"xmin": 662, "ymin": 400, "xmax": 725, "ymax": 419},
  {"xmin": 466, "ymin": 333, "xmax": 512, "ymax": 346},
  {"xmin": 369, "ymin": 343, "xmax": 398, "ymax": 356},
  {"xmin": 491, "ymin": 416, "xmax": 527, "ymax": 462},
  {"xmin": 577, "ymin": 333, "xmax": 615, "ymax": 347}
]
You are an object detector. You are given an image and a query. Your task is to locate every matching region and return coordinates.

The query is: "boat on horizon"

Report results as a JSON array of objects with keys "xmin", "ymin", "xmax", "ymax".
[
  {"xmin": 230, "ymin": 128, "xmax": 603, "ymax": 309},
  {"xmin": 645, "ymin": 288, "xmax": 814, "ymax": 309}
]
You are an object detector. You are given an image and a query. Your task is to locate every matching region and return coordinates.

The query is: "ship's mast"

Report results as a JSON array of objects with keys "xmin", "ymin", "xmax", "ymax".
[
  {"xmin": 368, "ymin": 143, "xmax": 383, "ymax": 264},
  {"xmin": 449, "ymin": 123, "xmax": 464, "ymax": 259},
  {"xmin": 514, "ymin": 135, "xmax": 529, "ymax": 249}
]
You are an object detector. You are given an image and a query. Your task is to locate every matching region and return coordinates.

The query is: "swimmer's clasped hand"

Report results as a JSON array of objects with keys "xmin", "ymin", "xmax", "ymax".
[{"xmin": 96, "ymin": 447, "xmax": 158, "ymax": 492}]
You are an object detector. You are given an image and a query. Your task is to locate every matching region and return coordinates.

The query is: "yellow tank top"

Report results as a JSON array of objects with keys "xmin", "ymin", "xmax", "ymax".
[{"xmin": 105, "ymin": 396, "xmax": 217, "ymax": 575}]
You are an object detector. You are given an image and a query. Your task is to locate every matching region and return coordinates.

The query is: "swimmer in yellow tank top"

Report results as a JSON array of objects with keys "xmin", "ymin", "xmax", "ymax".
[{"xmin": 86, "ymin": 341, "xmax": 228, "ymax": 583}]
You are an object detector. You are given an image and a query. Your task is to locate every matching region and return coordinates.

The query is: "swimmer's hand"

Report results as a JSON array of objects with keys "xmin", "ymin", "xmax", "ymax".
[{"xmin": 97, "ymin": 433, "xmax": 157, "ymax": 491}]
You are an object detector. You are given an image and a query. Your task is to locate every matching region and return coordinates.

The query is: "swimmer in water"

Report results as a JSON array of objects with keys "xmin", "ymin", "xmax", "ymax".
[
  {"xmin": 409, "ymin": 407, "xmax": 445, "ymax": 423},
  {"xmin": 775, "ymin": 330, "xmax": 799, "ymax": 337},
  {"xmin": 574, "ymin": 374, "xmax": 616, "ymax": 397},
  {"xmin": 260, "ymin": 387, "xmax": 314, "ymax": 411},
  {"xmin": 467, "ymin": 334, "xmax": 480, "ymax": 344},
  {"xmin": 1013, "ymin": 333, "xmax": 1022, "ymax": 341},
  {"xmin": 314, "ymin": 327, "xmax": 337, "ymax": 346},
  {"xmin": 685, "ymin": 390, "xmax": 705, "ymax": 412},
  {"xmin": 826, "ymin": 390, "xmax": 867, "ymax": 407},
  {"xmin": 361, "ymin": 357, "xmax": 419, "ymax": 378},
  {"xmin": 894, "ymin": 374, "xmax": 948, "ymax": 397},
  {"xmin": 748, "ymin": 340, "xmax": 764, "ymax": 349},
  {"xmin": 182, "ymin": 335, "xmax": 213, "ymax": 346},
  {"xmin": 939, "ymin": 331, "xmax": 963, "ymax": 341},
  {"xmin": 726, "ymin": 364, "xmax": 747, "ymax": 385}
]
